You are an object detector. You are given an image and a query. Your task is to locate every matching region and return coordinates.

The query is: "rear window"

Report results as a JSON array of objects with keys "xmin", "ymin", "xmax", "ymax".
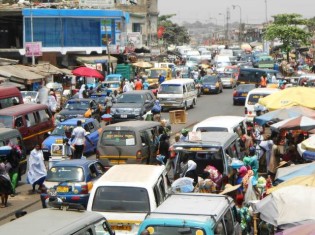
[
  {"xmin": 248, "ymin": 93, "xmax": 269, "ymax": 105},
  {"xmin": 101, "ymin": 130, "xmax": 136, "ymax": 146},
  {"xmin": 0, "ymin": 96, "xmax": 21, "ymax": 109},
  {"xmin": 92, "ymin": 186, "xmax": 150, "ymax": 213},
  {"xmin": 46, "ymin": 166, "xmax": 84, "ymax": 182},
  {"xmin": 0, "ymin": 115, "xmax": 13, "ymax": 127},
  {"xmin": 196, "ymin": 127, "xmax": 228, "ymax": 132}
]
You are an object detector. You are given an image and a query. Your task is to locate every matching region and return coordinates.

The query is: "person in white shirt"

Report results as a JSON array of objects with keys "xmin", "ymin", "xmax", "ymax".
[{"xmin": 71, "ymin": 120, "xmax": 93, "ymax": 159}]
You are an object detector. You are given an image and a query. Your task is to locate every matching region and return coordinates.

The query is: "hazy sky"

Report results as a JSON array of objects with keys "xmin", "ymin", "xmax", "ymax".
[{"xmin": 158, "ymin": 0, "xmax": 315, "ymax": 25}]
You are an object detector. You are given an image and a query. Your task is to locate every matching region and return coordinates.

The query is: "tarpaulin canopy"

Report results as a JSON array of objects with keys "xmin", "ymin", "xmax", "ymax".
[
  {"xmin": 270, "ymin": 116, "xmax": 315, "ymax": 132},
  {"xmin": 254, "ymin": 106, "xmax": 315, "ymax": 126},
  {"xmin": 275, "ymin": 162, "xmax": 315, "ymax": 183},
  {"xmin": 258, "ymin": 87, "xmax": 315, "ymax": 111}
]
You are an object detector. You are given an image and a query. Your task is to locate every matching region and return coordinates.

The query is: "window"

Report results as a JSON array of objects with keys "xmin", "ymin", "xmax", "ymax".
[
  {"xmin": 214, "ymin": 219, "xmax": 226, "ymax": 235},
  {"xmin": 153, "ymin": 185, "xmax": 162, "ymax": 206},
  {"xmin": 224, "ymin": 209, "xmax": 234, "ymax": 234},
  {"xmin": 132, "ymin": 23, "xmax": 141, "ymax": 32},
  {"xmin": 86, "ymin": 122, "xmax": 95, "ymax": 133},
  {"xmin": 183, "ymin": 85, "xmax": 186, "ymax": 93},
  {"xmin": 38, "ymin": 109, "xmax": 49, "ymax": 122},
  {"xmin": 92, "ymin": 186, "xmax": 150, "ymax": 213},
  {"xmin": 25, "ymin": 113, "xmax": 36, "ymax": 127},
  {"xmin": 14, "ymin": 116, "xmax": 23, "ymax": 128},
  {"xmin": 101, "ymin": 130, "xmax": 136, "ymax": 146}
]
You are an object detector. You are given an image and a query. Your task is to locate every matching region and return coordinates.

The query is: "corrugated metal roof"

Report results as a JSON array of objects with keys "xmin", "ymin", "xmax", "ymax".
[{"xmin": 0, "ymin": 65, "xmax": 44, "ymax": 82}]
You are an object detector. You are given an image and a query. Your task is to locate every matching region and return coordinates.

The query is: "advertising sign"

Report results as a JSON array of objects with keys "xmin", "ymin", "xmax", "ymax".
[
  {"xmin": 79, "ymin": 0, "xmax": 115, "ymax": 8},
  {"xmin": 25, "ymin": 42, "xmax": 42, "ymax": 57},
  {"xmin": 127, "ymin": 32, "xmax": 142, "ymax": 49}
]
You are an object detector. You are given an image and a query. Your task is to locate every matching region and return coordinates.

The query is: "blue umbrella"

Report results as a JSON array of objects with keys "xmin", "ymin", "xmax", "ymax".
[
  {"xmin": 254, "ymin": 106, "xmax": 315, "ymax": 126},
  {"xmin": 275, "ymin": 162, "xmax": 315, "ymax": 183}
]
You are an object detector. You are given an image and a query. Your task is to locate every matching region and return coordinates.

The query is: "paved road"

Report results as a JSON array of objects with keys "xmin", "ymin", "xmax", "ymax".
[{"xmin": 0, "ymin": 88, "xmax": 244, "ymax": 225}]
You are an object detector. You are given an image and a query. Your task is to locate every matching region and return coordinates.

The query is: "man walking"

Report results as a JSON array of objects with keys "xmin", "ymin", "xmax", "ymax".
[{"xmin": 71, "ymin": 120, "xmax": 93, "ymax": 159}]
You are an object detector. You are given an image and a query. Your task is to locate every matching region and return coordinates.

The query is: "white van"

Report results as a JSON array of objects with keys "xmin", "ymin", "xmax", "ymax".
[
  {"xmin": 157, "ymin": 79, "xmax": 197, "ymax": 110},
  {"xmin": 192, "ymin": 115, "xmax": 246, "ymax": 136},
  {"xmin": 245, "ymin": 88, "xmax": 279, "ymax": 123},
  {"xmin": 87, "ymin": 164, "xmax": 170, "ymax": 235}
]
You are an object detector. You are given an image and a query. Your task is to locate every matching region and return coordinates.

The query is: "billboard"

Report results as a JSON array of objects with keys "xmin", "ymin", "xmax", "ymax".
[
  {"xmin": 25, "ymin": 42, "xmax": 42, "ymax": 57},
  {"xmin": 127, "ymin": 32, "xmax": 142, "ymax": 49}
]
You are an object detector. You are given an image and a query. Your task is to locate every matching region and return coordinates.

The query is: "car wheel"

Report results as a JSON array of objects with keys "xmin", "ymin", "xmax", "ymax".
[{"xmin": 190, "ymin": 99, "xmax": 195, "ymax": 109}]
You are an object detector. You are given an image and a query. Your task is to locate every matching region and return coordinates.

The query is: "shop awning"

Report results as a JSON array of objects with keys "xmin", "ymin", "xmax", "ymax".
[
  {"xmin": 76, "ymin": 55, "xmax": 118, "ymax": 64},
  {"xmin": 0, "ymin": 65, "xmax": 44, "ymax": 85}
]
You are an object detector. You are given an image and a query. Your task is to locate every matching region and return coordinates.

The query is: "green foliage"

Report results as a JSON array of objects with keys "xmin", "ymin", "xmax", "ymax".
[
  {"xmin": 158, "ymin": 15, "xmax": 190, "ymax": 46},
  {"xmin": 264, "ymin": 14, "xmax": 311, "ymax": 61}
]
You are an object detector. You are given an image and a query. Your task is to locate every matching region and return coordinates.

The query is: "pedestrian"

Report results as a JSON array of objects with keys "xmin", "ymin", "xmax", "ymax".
[
  {"xmin": 6, "ymin": 144, "xmax": 22, "ymax": 197},
  {"xmin": 134, "ymin": 78, "xmax": 143, "ymax": 90},
  {"xmin": 88, "ymin": 86, "xmax": 94, "ymax": 97},
  {"xmin": 123, "ymin": 80, "xmax": 131, "ymax": 93},
  {"xmin": 245, "ymin": 147, "xmax": 259, "ymax": 180},
  {"xmin": 167, "ymin": 133, "xmax": 180, "ymax": 174},
  {"xmin": 104, "ymin": 91, "xmax": 113, "ymax": 114},
  {"xmin": 82, "ymin": 85, "xmax": 90, "ymax": 98},
  {"xmin": 111, "ymin": 90, "xmax": 119, "ymax": 103},
  {"xmin": 130, "ymin": 79, "xmax": 135, "ymax": 90},
  {"xmin": 244, "ymin": 170, "xmax": 260, "ymax": 205},
  {"xmin": 158, "ymin": 73, "xmax": 165, "ymax": 84},
  {"xmin": 142, "ymin": 79, "xmax": 150, "ymax": 90},
  {"xmin": 179, "ymin": 129, "xmax": 189, "ymax": 142},
  {"xmin": 235, "ymin": 194, "xmax": 252, "ymax": 235},
  {"xmin": 27, "ymin": 144, "xmax": 47, "ymax": 193},
  {"xmin": 0, "ymin": 162, "xmax": 13, "ymax": 207},
  {"xmin": 38, "ymin": 84, "xmax": 49, "ymax": 105},
  {"xmin": 260, "ymin": 73, "xmax": 267, "ymax": 88},
  {"xmin": 151, "ymin": 100, "xmax": 161, "ymax": 121},
  {"xmin": 70, "ymin": 120, "xmax": 94, "ymax": 159},
  {"xmin": 47, "ymin": 91, "xmax": 57, "ymax": 115},
  {"xmin": 78, "ymin": 84, "xmax": 86, "ymax": 99}
]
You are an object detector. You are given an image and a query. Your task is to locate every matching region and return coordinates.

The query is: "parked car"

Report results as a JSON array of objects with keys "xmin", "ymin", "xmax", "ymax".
[
  {"xmin": 103, "ymin": 74, "xmax": 123, "ymax": 93},
  {"xmin": 218, "ymin": 72, "xmax": 236, "ymax": 88},
  {"xmin": 233, "ymin": 84, "xmax": 256, "ymax": 105},
  {"xmin": 21, "ymin": 91, "xmax": 39, "ymax": 104},
  {"xmin": 110, "ymin": 90, "xmax": 155, "ymax": 123},
  {"xmin": 56, "ymin": 98, "xmax": 101, "ymax": 122},
  {"xmin": 41, "ymin": 118, "xmax": 100, "ymax": 159},
  {"xmin": 201, "ymin": 75, "xmax": 223, "ymax": 94},
  {"xmin": 40, "ymin": 159, "xmax": 106, "ymax": 208}
]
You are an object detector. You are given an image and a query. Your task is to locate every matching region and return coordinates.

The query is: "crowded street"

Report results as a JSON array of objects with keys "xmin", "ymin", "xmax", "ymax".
[{"xmin": 0, "ymin": 0, "xmax": 315, "ymax": 235}]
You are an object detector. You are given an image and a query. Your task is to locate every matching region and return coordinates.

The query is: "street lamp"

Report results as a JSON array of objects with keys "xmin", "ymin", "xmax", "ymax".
[
  {"xmin": 218, "ymin": 13, "xmax": 226, "ymax": 41},
  {"xmin": 232, "ymin": 4, "xmax": 242, "ymax": 43}
]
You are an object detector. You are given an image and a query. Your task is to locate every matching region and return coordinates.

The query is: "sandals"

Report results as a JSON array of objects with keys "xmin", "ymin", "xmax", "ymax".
[{"xmin": 0, "ymin": 204, "xmax": 6, "ymax": 208}]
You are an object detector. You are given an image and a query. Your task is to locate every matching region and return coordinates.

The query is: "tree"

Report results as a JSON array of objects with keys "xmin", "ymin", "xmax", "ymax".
[
  {"xmin": 158, "ymin": 15, "xmax": 190, "ymax": 46},
  {"xmin": 264, "ymin": 14, "xmax": 311, "ymax": 61}
]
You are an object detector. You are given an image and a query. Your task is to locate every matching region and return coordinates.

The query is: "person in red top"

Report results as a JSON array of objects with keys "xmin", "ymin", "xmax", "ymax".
[
  {"xmin": 134, "ymin": 78, "xmax": 143, "ymax": 90},
  {"xmin": 260, "ymin": 74, "xmax": 267, "ymax": 87}
]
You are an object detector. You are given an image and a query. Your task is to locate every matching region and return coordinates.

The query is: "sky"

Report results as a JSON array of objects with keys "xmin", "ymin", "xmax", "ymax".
[{"xmin": 158, "ymin": 0, "xmax": 315, "ymax": 25}]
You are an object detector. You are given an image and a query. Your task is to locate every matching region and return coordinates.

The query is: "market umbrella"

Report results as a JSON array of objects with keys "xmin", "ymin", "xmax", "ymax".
[
  {"xmin": 254, "ymin": 106, "xmax": 315, "ymax": 126},
  {"xmin": 275, "ymin": 222, "xmax": 315, "ymax": 235},
  {"xmin": 254, "ymin": 185, "xmax": 315, "ymax": 229},
  {"xmin": 267, "ymin": 174, "xmax": 315, "ymax": 194},
  {"xmin": 275, "ymin": 162, "xmax": 315, "ymax": 183},
  {"xmin": 297, "ymin": 135, "xmax": 315, "ymax": 161},
  {"xmin": 72, "ymin": 67, "xmax": 104, "ymax": 80},
  {"xmin": 270, "ymin": 116, "xmax": 315, "ymax": 132},
  {"xmin": 258, "ymin": 87, "xmax": 315, "ymax": 111},
  {"xmin": 132, "ymin": 61, "xmax": 153, "ymax": 68}
]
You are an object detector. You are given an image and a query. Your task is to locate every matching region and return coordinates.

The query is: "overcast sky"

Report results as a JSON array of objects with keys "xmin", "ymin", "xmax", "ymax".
[{"xmin": 158, "ymin": 0, "xmax": 315, "ymax": 25}]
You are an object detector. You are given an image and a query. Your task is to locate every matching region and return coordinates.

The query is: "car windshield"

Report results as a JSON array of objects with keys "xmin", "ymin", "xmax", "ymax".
[
  {"xmin": 108, "ymin": 83, "xmax": 120, "ymax": 88},
  {"xmin": 46, "ymin": 166, "xmax": 84, "ymax": 182},
  {"xmin": 101, "ymin": 130, "xmax": 136, "ymax": 146},
  {"xmin": 196, "ymin": 127, "xmax": 228, "ymax": 132},
  {"xmin": 92, "ymin": 186, "xmax": 150, "ymax": 213},
  {"xmin": 65, "ymin": 101, "xmax": 90, "ymax": 110},
  {"xmin": 21, "ymin": 91, "xmax": 37, "ymax": 98},
  {"xmin": 0, "ymin": 115, "xmax": 12, "ymax": 128},
  {"xmin": 248, "ymin": 93, "xmax": 269, "ymax": 105},
  {"xmin": 225, "ymin": 68, "xmax": 237, "ymax": 73},
  {"xmin": 219, "ymin": 73, "xmax": 232, "ymax": 78},
  {"xmin": 51, "ymin": 125, "xmax": 75, "ymax": 136},
  {"xmin": 116, "ymin": 94, "xmax": 144, "ymax": 103},
  {"xmin": 203, "ymin": 76, "xmax": 217, "ymax": 83},
  {"xmin": 149, "ymin": 69, "xmax": 167, "ymax": 78},
  {"xmin": 159, "ymin": 84, "xmax": 183, "ymax": 94},
  {"xmin": 145, "ymin": 226, "xmax": 205, "ymax": 235},
  {"xmin": 106, "ymin": 76, "xmax": 121, "ymax": 82}
]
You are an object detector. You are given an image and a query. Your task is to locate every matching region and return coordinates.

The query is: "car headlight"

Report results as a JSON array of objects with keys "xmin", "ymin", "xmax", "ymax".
[{"xmin": 134, "ymin": 108, "xmax": 141, "ymax": 115}]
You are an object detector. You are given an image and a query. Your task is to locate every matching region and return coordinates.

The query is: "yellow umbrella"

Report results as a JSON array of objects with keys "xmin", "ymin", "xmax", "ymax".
[
  {"xmin": 267, "ymin": 174, "xmax": 315, "ymax": 194},
  {"xmin": 132, "ymin": 61, "xmax": 153, "ymax": 68},
  {"xmin": 258, "ymin": 87, "xmax": 315, "ymax": 111}
]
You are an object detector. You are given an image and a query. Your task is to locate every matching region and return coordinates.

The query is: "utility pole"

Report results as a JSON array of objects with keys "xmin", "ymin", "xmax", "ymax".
[{"xmin": 265, "ymin": 0, "xmax": 268, "ymax": 23}]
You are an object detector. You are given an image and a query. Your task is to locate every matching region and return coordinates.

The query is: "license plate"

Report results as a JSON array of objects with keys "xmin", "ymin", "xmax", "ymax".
[
  {"xmin": 110, "ymin": 160, "xmax": 126, "ymax": 164},
  {"xmin": 56, "ymin": 186, "xmax": 69, "ymax": 193},
  {"xmin": 204, "ymin": 88, "xmax": 209, "ymax": 92},
  {"xmin": 42, "ymin": 149, "xmax": 49, "ymax": 152},
  {"xmin": 111, "ymin": 225, "xmax": 132, "ymax": 231},
  {"xmin": 120, "ymin": 114, "xmax": 127, "ymax": 118},
  {"xmin": 242, "ymin": 94, "xmax": 247, "ymax": 97}
]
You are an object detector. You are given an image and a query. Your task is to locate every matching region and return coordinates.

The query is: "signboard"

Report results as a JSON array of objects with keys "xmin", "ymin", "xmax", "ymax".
[
  {"xmin": 79, "ymin": 0, "xmax": 115, "ymax": 8},
  {"xmin": 127, "ymin": 32, "xmax": 142, "ymax": 49},
  {"xmin": 25, "ymin": 42, "xmax": 42, "ymax": 57}
]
